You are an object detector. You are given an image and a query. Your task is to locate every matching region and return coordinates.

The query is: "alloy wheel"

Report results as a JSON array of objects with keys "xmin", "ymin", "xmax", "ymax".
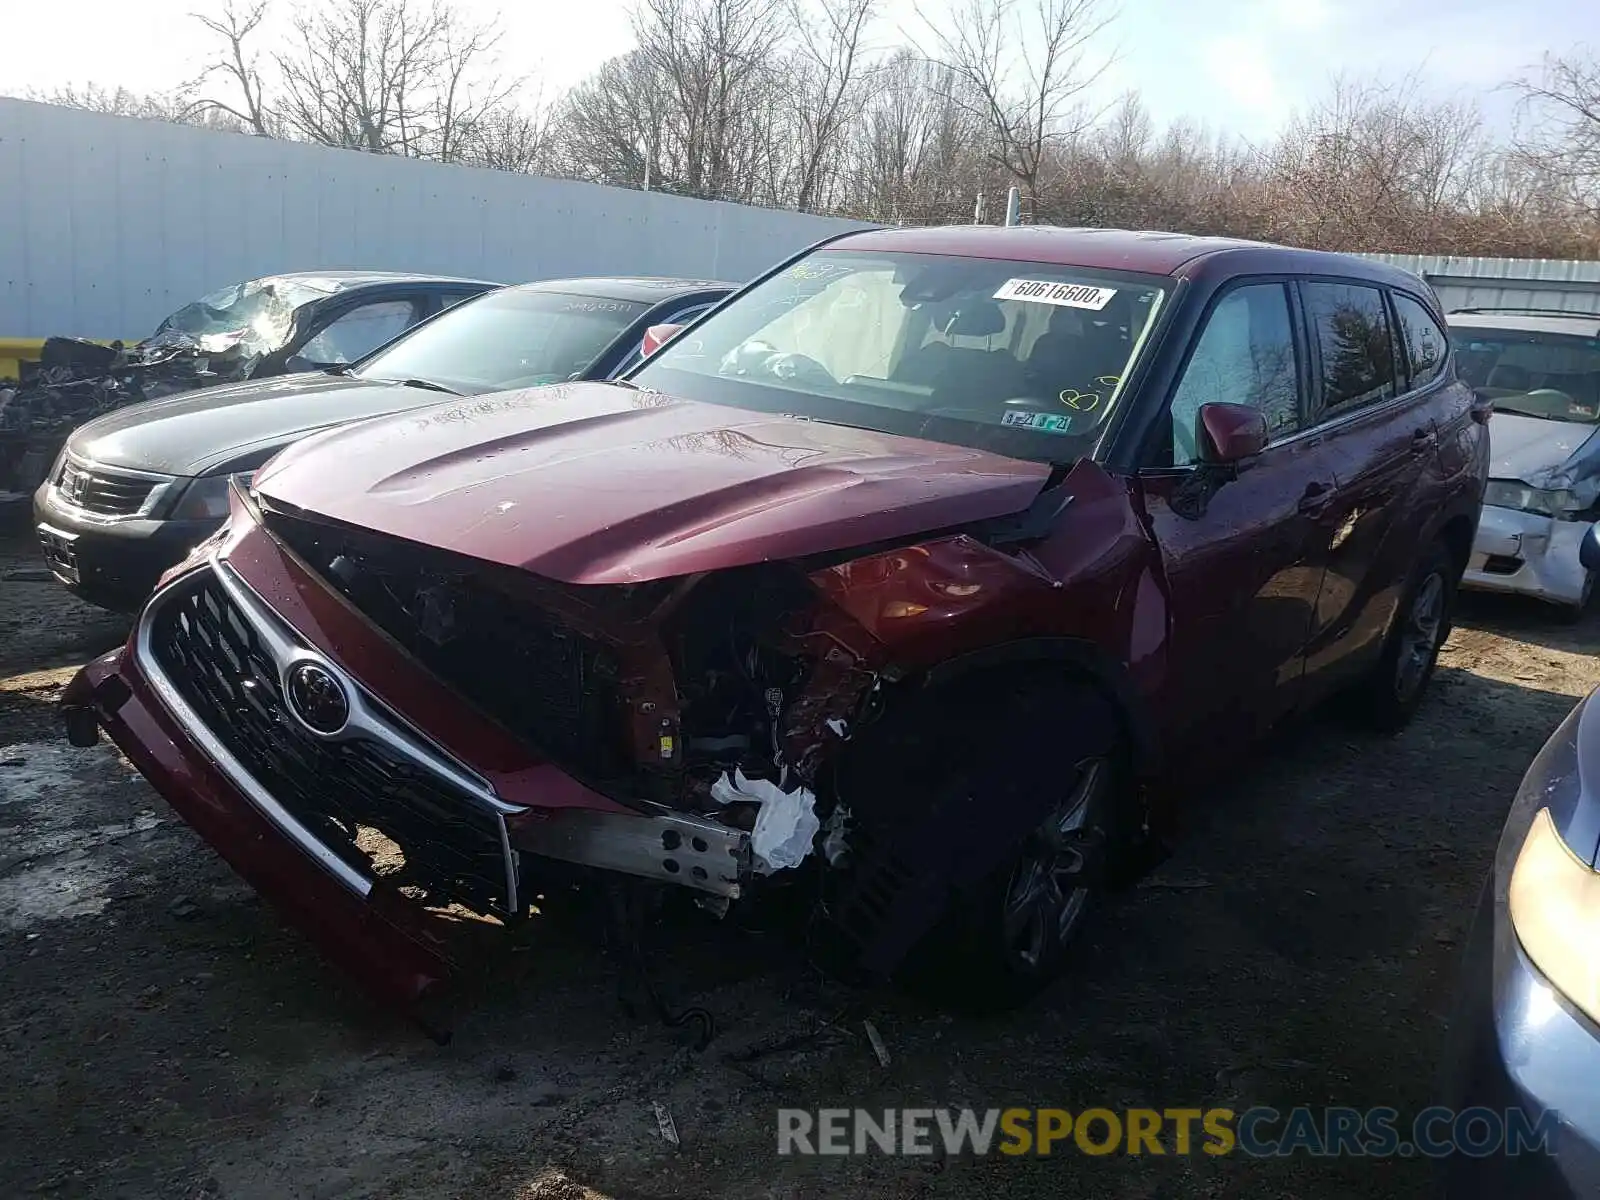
[{"xmin": 1001, "ymin": 757, "xmax": 1112, "ymax": 973}]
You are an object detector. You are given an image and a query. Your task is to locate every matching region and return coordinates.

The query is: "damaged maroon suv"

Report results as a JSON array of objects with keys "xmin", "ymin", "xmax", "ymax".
[{"xmin": 62, "ymin": 227, "xmax": 1488, "ymax": 1021}]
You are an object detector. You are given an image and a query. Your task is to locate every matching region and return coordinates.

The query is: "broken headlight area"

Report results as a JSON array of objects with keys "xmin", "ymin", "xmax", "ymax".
[{"xmin": 256, "ymin": 504, "xmax": 883, "ymax": 894}]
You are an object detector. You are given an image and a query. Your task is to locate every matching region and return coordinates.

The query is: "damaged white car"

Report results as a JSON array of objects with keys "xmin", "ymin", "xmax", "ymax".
[{"xmin": 1449, "ymin": 310, "xmax": 1600, "ymax": 615}]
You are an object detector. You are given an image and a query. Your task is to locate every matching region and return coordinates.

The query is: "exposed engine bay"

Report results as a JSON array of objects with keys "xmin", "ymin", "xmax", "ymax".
[{"xmin": 259, "ymin": 503, "xmax": 882, "ymax": 898}]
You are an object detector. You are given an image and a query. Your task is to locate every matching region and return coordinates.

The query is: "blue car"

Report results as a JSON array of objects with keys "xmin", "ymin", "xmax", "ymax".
[{"xmin": 1443, "ymin": 518, "xmax": 1600, "ymax": 1196}]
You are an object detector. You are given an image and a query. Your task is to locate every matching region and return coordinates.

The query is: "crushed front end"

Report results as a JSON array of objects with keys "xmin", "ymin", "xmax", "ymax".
[{"xmin": 60, "ymin": 486, "xmax": 884, "ymax": 1022}]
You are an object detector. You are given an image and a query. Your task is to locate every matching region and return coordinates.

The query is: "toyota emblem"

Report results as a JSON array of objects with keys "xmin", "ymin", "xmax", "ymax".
[{"xmin": 284, "ymin": 661, "xmax": 350, "ymax": 735}]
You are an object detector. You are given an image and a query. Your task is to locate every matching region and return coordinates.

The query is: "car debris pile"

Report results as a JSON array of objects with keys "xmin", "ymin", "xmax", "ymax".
[{"xmin": 0, "ymin": 281, "xmax": 303, "ymax": 494}]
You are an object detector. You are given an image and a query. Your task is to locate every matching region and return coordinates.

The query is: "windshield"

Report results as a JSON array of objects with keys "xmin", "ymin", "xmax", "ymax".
[
  {"xmin": 356, "ymin": 289, "xmax": 649, "ymax": 394},
  {"xmin": 1451, "ymin": 326, "xmax": 1600, "ymax": 424},
  {"xmin": 628, "ymin": 250, "xmax": 1169, "ymax": 462},
  {"xmin": 156, "ymin": 276, "xmax": 340, "ymax": 351}
]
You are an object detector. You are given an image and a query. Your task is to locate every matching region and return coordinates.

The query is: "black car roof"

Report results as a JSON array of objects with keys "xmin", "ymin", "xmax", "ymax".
[
  {"xmin": 269, "ymin": 270, "xmax": 502, "ymax": 290},
  {"xmin": 512, "ymin": 276, "xmax": 738, "ymax": 303}
]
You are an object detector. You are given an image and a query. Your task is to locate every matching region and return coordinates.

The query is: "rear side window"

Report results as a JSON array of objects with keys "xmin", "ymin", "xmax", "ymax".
[
  {"xmin": 1165, "ymin": 282, "xmax": 1300, "ymax": 466},
  {"xmin": 1392, "ymin": 293, "xmax": 1448, "ymax": 390},
  {"xmin": 1303, "ymin": 282, "xmax": 1397, "ymax": 416}
]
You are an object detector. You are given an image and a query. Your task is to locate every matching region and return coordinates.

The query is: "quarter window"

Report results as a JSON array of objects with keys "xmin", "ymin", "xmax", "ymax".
[
  {"xmin": 1392, "ymin": 293, "xmax": 1448, "ymax": 390},
  {"xmin": 1166, "ymin": 283, "xmax": 1300, "ymax": 467},
  {"xmin": 1303, "ymin": 282, "xmax": 1397, "ymax": 415}
]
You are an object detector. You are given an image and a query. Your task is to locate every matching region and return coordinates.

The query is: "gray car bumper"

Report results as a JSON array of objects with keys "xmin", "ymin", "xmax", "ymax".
[{"xmin": 1441, "ymin": 876, "xmax": 1600, "ymax": 1197}]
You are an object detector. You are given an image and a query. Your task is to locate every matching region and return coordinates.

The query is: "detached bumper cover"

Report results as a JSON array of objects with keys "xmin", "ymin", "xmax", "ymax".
[{"xmin": 1463, "ymin": 506, "xmax": 1595, "ymax": 607}]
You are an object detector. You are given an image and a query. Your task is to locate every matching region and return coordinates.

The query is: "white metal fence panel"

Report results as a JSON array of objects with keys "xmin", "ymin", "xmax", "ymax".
[
  {"xmin": 1360, "ymin": 253, "xmax": 1600, "ymax": 314},
  {"xmin": 0, "ymin": 98, "xmax": 875, "ymax": 338}
]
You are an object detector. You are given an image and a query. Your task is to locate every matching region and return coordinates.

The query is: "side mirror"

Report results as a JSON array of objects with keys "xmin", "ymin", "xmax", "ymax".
[
  {"xmin": 1581, "ymin": 523, "xmax": 1600, "ymax": 573},
  {"xmin": 641, "ymin": 323, "xmax": 686, "ymax": 358},
  {"xmin": 1197, "ymin": 402, "xmax": 1269, "ymax": 466}
]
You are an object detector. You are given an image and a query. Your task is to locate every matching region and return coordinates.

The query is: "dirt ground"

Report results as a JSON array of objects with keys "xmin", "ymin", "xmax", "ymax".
[{"xmin": 2, "ymin": 526, "xmax": 1596, "ymax": 1200}]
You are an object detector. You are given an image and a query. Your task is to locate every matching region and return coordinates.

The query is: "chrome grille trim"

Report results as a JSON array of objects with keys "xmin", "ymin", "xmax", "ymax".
[
  {"xmin": 53, "ymin": 453, "xmax": 176, "ymax": 520},
  {"xmin": 135, "ymin": 553, "xmax": 526, "ymax": 911}
]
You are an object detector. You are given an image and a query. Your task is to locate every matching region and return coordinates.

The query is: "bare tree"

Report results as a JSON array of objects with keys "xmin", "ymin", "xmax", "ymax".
[
  {"xmin": 788, "ymin": 0, "xmax": 880, "ymax": 211},
  {"xmin": 632, "ymin": 0, "xmax": 789, "ymax": 200},
  {"xmin": 1513, "ymin": 50, "xmax": 1600, "ymax": 215},
  {"xmin": 272, "ymin": 0, "xmax": 515, "ymax": 160},
  {"xmin": 915, "ymin": 0, "xmax": 1114, "ymax": 212},
  {"xmin": 27, "ymin": 83, "xmax": 244, "ymax": 130},
  {"xmin": 190, "ymin": 0, "xmax": 275, "ymax": 135},
  {"xmin": 551, "ymin": 51, "xmax": 670, "ymax": 188},
  {"xmin": 840, "ymin": 49, "xmax": 992, "ymax": 222},
  {"xmin": 460, "ymin": 91, "xmax": 559, "ymax": 173},
  {"xmin": 1264, "ymin": 75, "xmax": 1492, "ymax": 252}
]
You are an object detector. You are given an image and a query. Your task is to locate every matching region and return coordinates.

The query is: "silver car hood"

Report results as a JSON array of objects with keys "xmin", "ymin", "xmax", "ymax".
[{"xmin": 1489, "ymin": 412, "xmax": 1600, "ymax": 486}]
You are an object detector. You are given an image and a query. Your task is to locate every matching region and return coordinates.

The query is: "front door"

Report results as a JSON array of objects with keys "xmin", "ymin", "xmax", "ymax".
[{"xmin": 1135, "ymin": 280, "xmax": 1339, "ymax": 769}]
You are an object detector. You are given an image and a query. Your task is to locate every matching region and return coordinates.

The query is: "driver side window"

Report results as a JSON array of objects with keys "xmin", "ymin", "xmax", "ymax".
[
  {"xmin": 1165, "ymin": 283, "xmax": 1300, "ymax": 467},
  {"xmin": 298, "ymin": 299, "xmax": 420, "ymax": 365}
]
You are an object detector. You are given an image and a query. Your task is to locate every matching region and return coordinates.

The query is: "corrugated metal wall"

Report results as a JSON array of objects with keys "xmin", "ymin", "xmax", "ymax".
[
  {"xmin": 1360, "ymin": 253, "xmax": 1600, "ymax": 314},
  {"xmin": 0, "ymin": 98, "xmax": 875, "ymax": 338}
]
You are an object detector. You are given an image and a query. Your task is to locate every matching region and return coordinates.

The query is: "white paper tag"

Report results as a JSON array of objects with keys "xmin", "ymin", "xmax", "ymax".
[{"xmin": 993, "ymin": 279, "xmax": 1118, "ymax": 310}]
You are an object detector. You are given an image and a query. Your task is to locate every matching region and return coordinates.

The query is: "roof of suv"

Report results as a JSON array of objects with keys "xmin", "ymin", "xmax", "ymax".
[
  {"xmin": 1445, "ymin": 310, "xmax": 1600, "ymax": 338},
  {"xmin": 514, "ymin": 276, "xmax": 737, "ymax": 303},
  {"xmin": 830, "ymin": 225, "xmax": 1428, "ymax": 289}
]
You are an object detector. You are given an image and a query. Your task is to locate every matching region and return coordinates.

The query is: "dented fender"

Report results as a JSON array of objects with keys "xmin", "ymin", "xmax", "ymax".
[{"xmin": 803, "ymin": 459, "xmax": 1168, "ymax": 768}]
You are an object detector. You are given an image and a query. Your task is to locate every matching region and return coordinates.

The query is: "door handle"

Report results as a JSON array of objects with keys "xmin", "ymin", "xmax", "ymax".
[
  {"xmin": 1409, "ymin": 427, "xmax": 1437, "ymax": 455},
  {"xmin": 1298, "ymin": 480, "xmax": 1335, "ymax": 517}
]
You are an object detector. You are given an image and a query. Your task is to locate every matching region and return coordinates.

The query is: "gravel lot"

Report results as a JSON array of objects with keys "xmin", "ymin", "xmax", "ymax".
[{"xmin": 2, "ymin": 526, "xmax": 1596, "ymax": 1200}]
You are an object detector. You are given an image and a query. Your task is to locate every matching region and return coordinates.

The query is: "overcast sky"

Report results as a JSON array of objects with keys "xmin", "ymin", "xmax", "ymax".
[{"xmin": 2, "ymin": 0, "xmax": 1587, "ymax": 141}]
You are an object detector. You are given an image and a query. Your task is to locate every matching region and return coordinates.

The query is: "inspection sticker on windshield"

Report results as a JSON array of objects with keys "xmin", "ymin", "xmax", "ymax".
[
  {"xmin": 993, "ymin": 279, "xmax": 1118, "ymax": 310},
  {"xmin": 1002, "ymin": 410, "xmax": 1073, "ymax": 433}
]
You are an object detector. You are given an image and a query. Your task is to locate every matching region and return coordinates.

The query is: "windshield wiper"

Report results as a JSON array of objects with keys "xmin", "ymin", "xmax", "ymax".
[{"xmin": 389, "ymin": 377, "xmax": 462, "ymax": 396}]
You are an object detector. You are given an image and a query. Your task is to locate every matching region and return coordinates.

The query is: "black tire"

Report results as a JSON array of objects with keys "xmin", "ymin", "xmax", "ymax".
[
  {"xmin": 1357, "ymin": 540, "xmax": 1457, "ymax": 733},
  {"xmin": 868, "ymin": 673, "xmax": 1132, "ymax": 1013},
  {"xmin": 1556, "ymin": 570, "xmax": 1594, "ymax": 624}
]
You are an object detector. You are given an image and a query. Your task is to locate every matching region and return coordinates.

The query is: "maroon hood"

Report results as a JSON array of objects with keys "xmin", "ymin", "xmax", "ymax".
[{"xmin": 252, "ymin": 381, "xmax": 1051, "ymax": 585}]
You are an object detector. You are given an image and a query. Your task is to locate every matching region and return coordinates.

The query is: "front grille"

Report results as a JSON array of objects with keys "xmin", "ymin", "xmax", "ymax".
[
  {"xmin": 148, "ymin": 571, "xmax": 513, "ymax": 915},
  {"xmin": 264, "ymin": 511, "xmax": 628, "ymax": 784},
  {"xmin": 58, "ymin": 460, "xmax": 161, "ymax": 516}
]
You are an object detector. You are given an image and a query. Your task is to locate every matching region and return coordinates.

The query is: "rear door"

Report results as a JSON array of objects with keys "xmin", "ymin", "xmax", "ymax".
[
  {"xmin": 1137, "ymin": 279, "xmax": 1339, "ymax": 764},
  {"xmin": 1295, "ymin": 280, "xmax": 1439, "ymax": 697}
]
